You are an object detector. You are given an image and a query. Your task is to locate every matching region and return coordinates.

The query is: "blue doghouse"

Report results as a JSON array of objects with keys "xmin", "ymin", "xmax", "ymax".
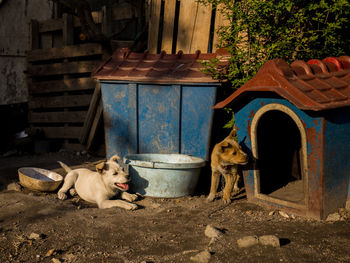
[{"xmin": 214, "ymin": 56, "xmax": 350, "ymax": 219}]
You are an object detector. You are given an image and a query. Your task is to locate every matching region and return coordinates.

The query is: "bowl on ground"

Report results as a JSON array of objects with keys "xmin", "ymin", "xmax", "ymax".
[{"xmin": 18, "ymin": 167, "xmax": 63, "ymax": 192}]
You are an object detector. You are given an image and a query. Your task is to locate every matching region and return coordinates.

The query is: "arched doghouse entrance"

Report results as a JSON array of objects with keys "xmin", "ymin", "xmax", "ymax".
[{"xmin": 251, "ymin": 104, "xmax": 308, "ymax": 206}]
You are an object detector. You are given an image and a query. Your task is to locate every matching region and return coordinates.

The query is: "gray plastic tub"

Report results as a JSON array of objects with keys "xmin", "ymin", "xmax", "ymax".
[{"xmin": 123, "ymin": 154, "xmax": 206, "ymax": 197}]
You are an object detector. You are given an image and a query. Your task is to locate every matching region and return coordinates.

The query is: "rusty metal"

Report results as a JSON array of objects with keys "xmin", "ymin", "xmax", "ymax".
[{"xmin": 212, "ymin": 56, "xmax": 350, "ymax": 111}]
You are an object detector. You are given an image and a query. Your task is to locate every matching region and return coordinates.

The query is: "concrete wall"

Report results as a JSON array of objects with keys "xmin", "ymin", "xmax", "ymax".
[{"xmin": 0, "ymin": 0, "xmax": 54, "ymax": 105}]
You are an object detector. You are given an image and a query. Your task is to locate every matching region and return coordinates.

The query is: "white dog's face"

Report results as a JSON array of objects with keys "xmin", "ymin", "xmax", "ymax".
[{"xmin": 96, "ymin": 155, "xmax": 130, "ymax": 192}]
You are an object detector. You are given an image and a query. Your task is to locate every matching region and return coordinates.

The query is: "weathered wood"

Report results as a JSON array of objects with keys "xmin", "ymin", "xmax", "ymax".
[
  {"xmin": 80, "ymin": 83, "xmax": 101, "ymax": 144},
  {"xmin": 102, "ymin": 6, "xmax": 112, "ymax": 36},
  {"xmin": 161, "ymin": 0, "xmax": 177, "ymax": 53},
  {"xmin": 28, "ymin": 94, "xmax": 92, "ymax": 109},
  {"xmin": 41, "ymin": 127, "xmax": 82, "ymax": 139},
  {"xmin": 28, "ymin": 61, "xmax": 101, "ymax": 76},
  {"xmin": 30, "ymin": 20, "xmax": 40, "ymax": 50},
  {"xmin": 39, "ymin": 18, "xmax": 64, "ymax": 33},
  {"xmin": 29, "ymin": 111, "xmax": 86, "ymax": 123},
  {"xmin": 29, "ymin": 78, "xmax": 96, "ymax": 94},
  {"xmin": 176, "ymin": 1, "xmax": 212, "ymax": 53},
  {"xmin": 63, "ymin": 141, "xmax": 87, "ymax": 151},
  {"xmin": 189, "ymin": 3, "xmax": 212, "ymax": 53},
  {"xmin": 63, "ymin": 14, "xmax": 74, "ymax": 45},
  {"xmin": 86, "ymin": 99, "xmax": 103, "ymax": 150},
  {"xmin": 176, "ymin": 0, "xmax": 197, "ymax": 53},
  {"xmin": 148, "ymin": 0, "xmax": 162, "ymax": 54},
  {"xmin": 212, "ymin": 4, "xmax": 231, "ymax": 52},
  {"xmin": 27, "ymin": 43, "xmax": 104, "ymax": 62}
]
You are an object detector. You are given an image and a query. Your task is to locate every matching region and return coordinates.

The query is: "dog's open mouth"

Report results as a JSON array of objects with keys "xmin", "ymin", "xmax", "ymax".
[{"xmin": 115, "ymin": 183, "xmax": 129, "ymax": 191}]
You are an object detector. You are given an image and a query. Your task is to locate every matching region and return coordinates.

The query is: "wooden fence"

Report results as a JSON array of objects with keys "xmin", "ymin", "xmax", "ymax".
[{"xmin": 147, "ymin": 0, "xmax": 230, "ymax": 54}]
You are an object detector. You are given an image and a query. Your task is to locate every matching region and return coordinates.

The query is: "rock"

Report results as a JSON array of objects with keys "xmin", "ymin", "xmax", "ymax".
[
  {"xmin": 326, "ymin": 212, "xmax": 342, "ymax": 222},
  {"xmin": 259, "ymin": 235, "xmax": 280, "ymax": 247},
  {"xmin": 190, "ymin": 250, "xmax": 211, "ymax": 263},
  {"xmin": 7, "ymin": 182, "xmax": 22, "ymax": 192},
  {"xmin": 28, "ymin": 233, "xmax": 43, "ymax": 240},
  {"xmin": 46, "ymin": 249, "xmax": 55, "ymax": 257},
  {"xmin": 237, "ymin": 235, "xmax": 259, "ymax": 248},
  {"xmin": 279, "ymin": 211, "xmax": 290, "ymax": 219},
  {"xmin": 204, "ymin": 225, "xmax": 223, "ymax": 240},
  {"xmin": 52, "ymin": 258, "xmax": 61, "ymax": 263},
  {"xmin": 62, "ymin": 253, "xmax": 77, "ymax": 262},
  {"xmin": 269, "ymin": 211, "xmax": 276, "ymax": 216}
]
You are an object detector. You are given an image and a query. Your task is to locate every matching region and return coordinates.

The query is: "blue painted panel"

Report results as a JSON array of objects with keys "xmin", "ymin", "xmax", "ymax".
[
  {"xmin": 101, "ymin": 83, "xmax": 137, "ymax": 159},
  {"xmin": 324, "ymin": 108, "xmax": 350, "ymax": 209},
  {"xmin": 138, "ymin": 84, "xmax": 181, "ymax": 153},
  {"xmin": 101, "ymin": 81, "xmax": 218, "ymax": 161},
  {"xmin": 181, "ymin": 85, "xmax": 217, "ymax": 160}
]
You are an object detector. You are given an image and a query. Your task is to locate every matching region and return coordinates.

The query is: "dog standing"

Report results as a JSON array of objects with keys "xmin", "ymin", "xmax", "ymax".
[
  {"xmin": 57, "ymin": 155, "xmax": 138, "ymax": 210},
  {"xmin": 207, "ymin": 127, "xmax": 248, "ymax": 204}
]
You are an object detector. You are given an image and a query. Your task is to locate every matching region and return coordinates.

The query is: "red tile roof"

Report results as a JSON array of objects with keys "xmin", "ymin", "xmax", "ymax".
[
  {"xmin": 213, "ymin": 56, "xmax": 350, "ymax": 111},
  {"xmin": 93, "ymin": 48, "xmax": 230, "ymax": 84}
]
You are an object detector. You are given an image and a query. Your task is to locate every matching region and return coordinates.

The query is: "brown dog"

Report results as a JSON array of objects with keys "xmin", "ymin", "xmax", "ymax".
[{"xmin": 207, "ymin": 127, "xmax": 248, "ymax": 203}]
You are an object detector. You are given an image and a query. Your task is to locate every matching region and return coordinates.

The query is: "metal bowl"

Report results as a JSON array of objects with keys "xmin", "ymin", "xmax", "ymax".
[{"xmin": 18, "ymin": 167, "xmax": 63, "ymax": 192}]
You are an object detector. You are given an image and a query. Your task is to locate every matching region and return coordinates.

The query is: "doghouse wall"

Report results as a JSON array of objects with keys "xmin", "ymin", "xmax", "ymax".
[
  {"xmin": 233, "ymin": 95, "xmax": 328, "ymax": 219},
  {"xmin": 100, "ymin": 81, "xmax": 218, "ymax": 160},
  {"xmin": 323, "ymin": 107, "xmax": 350, "ymax": 215}
]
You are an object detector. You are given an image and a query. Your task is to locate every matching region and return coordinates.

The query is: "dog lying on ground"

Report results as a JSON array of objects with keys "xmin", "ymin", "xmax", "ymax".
[
  {"xmin": 207, "ymin": 127, "xmax": 248, "ymax": 204},
  {"xmin": 57, "ymin": 155, "xmax": 138, "ymax": 210}
]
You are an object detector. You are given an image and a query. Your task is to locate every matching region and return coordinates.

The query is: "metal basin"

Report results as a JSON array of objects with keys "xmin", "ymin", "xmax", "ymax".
[
  {"xmin": 123, "ymin": 154, "xmax": 206, "ymax": 198},
  {"xmin": 18, "ymin": 167, "xmax": 63, "ymax": 192}
]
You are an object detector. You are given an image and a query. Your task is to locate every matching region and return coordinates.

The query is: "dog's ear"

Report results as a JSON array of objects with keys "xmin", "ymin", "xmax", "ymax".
[
  {"xmin": 228, "ymin": 126, "xmax": 237, "ymax": 139},
  {"xmin": 96, "ymin": 162, "xmax": 106, "ymax": 174},
  {"xmin": 219, "ymin": 141, "xmax": 230, "ymax": 153},
  {"xmin": 109, "ymin": 154, "xmax": 121, "ymax": 163}
]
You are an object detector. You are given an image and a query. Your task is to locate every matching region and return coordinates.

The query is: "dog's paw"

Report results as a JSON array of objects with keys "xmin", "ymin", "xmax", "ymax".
[
  {"xmin": 207, "ymin": 193, "xmax": 216, "ymax": 202},
  {"xmin": 127, "ymin": 194, "xmax": 138, "ymax": 202},
  {"xmin": 69, "ymin": 188, "xmax": 77, "ymax": 196},
  {"xmin": 222, "ymin": 197, "xmax": 231, "ymax": 204},
  {"xmin": 125, "ymin": 203, "xmax": 138, "ymax": 211},
  {"xmin": 57, "ymin": 191, "xmax": 67, "ymax": 200},
  {"xmin": 121, "ymin": 192, "xmax": 138, "ymax": 202}
]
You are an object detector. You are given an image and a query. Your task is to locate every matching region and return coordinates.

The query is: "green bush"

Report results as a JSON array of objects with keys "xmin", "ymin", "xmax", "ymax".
[{"xmin": 200, "ymin": 0, "xmax": 350, "ymax": 89}]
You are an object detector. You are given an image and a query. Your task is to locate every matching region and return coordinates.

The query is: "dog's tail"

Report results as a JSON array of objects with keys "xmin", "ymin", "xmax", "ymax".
[{"xmin": 57, "ymin": 161, "xmax": 72, "ymax": 173}]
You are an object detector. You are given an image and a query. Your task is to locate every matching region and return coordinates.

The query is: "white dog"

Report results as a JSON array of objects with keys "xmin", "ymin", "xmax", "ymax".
[{"xmin": 57, "ymin": 155, "xmax": 138, "ymax": 210}]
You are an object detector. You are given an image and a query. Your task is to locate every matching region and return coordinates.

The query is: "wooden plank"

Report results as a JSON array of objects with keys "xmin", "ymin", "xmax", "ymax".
[
  {"xmin": 212, "ymin": 4, "xmax": 231, "ymax": 52},
  {"xmin": 80, "ymin": 83, "xmax": 101, "ymax": 144},
  {"xmin": 112, "ymin": 6, "xmax": 137, "ymax": 21},
  {"xmin": 30, "ymin": 20, "xmax": 40, "ymax": 50},
  {"xmin": 148, "ymin": 0, "xmax": 162, "ymax": 54},
  {"xmin": 27, "ymin": 43, "xmax": 103, "ymax": 62},
  {"xmin": 28, "ymin": 94, "xmax": 92, "ymax": 109},
  {"xmin": 28, "ymin": 60, "xmax": 101, "ymax": 76},
  {"xmin": 176, "ymin": 0, "xmax": 197, "ymax": 53},
  {"xmin": 39, "ymin": 18, "xmax": 64, "ymax": 33},
  {"xmin": 86, "ymin": 99, "xmax": 103, "ymax": 150},
  {"xmin": 102, "ymin": 6, "xmax": 112, "ymax": 36},
  {"xmin": 63, "ymin": 14, "xmax": 74, "ymax": 45},
  {"xmin": 29, "ymin": 111, "xmax": 87, "ymax": 123},
  {"xmin": 41, "ymin": 127, "xmax": 82, "ymax": 139},
  {"xmin": 29, "ymin": 78, "xmax": 96, "ymax": 94},
  {"xmin": 190, "ymin": 3, "xmax": 212, "ymax": 53},
  {"xmin": 161, "ymin": 0, "xmax": 177, "ymax": 53}
]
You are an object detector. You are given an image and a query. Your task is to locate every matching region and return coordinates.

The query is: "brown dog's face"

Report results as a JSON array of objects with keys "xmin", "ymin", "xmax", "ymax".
[{"xmin": 218, "ymin": 140, "xmax": 248, "ymax": 165}]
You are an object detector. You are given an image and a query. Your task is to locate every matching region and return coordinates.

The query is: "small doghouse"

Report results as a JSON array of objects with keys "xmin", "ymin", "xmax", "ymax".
[{"xmin": 214, "ymin": 56, "xmax": 350, "ymax": 220}]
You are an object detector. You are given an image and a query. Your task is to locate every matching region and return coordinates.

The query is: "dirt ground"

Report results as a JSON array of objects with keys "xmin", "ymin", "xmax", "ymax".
[{"xmin": 0, "ymin": 152, "xmax": 350, "ymax": 263}]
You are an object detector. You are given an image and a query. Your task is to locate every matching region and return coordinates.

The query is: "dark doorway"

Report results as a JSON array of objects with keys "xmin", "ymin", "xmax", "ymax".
[{"xmin": 256, "ymin": 110, "xmax": 304, "ymax": 204}]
